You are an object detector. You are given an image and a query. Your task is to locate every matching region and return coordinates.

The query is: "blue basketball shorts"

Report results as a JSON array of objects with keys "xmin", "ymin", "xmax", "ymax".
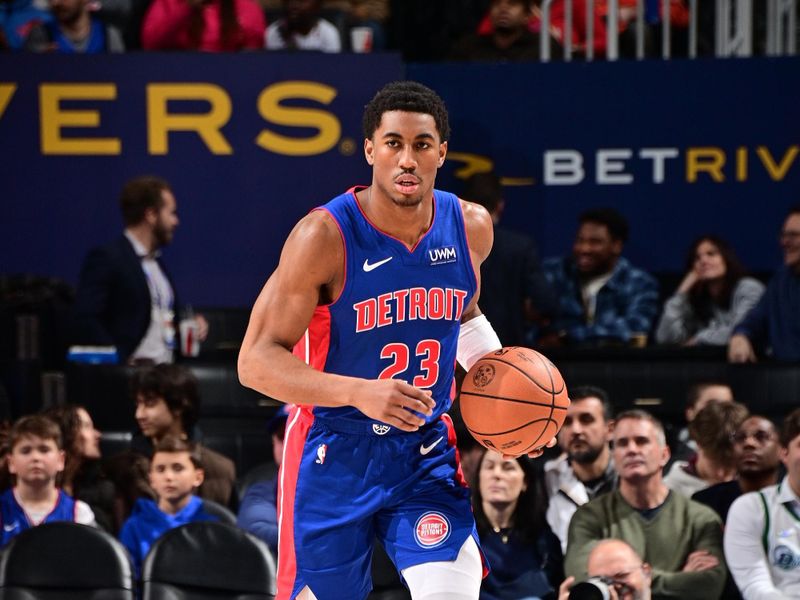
[{"xmin": 275, "ymin": 407, "xmax": 485, "ymax": 600}]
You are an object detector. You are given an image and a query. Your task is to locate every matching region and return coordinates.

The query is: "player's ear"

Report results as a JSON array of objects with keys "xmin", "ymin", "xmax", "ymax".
[
  {"xmin": 437, "ymin": 141, "xmax": 447, "ymax": 168},
  {"xmin": 364, "ymin": 137, "xmax": 375, "ymax": 166}
]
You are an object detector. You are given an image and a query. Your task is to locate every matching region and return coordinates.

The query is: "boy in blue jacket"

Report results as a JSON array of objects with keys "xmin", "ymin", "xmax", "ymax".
[{"xmin": 119, "ymin": 436, "xmax": 217, "ymax": 573}]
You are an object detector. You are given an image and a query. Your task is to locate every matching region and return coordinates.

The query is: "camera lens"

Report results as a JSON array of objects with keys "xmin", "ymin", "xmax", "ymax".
[{"xmin": 568, "ymin": 577, "xmax": 612, "ymax": 600}]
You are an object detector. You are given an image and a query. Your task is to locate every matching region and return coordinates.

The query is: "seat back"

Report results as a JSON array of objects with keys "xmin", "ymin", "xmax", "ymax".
[
  {"xmin": 0, "ymin": 522, "xmax": 134, "ymax": 600},
  {"xmin": 142, "ymin": 521, "xmax": 275, "ymax": 600}
]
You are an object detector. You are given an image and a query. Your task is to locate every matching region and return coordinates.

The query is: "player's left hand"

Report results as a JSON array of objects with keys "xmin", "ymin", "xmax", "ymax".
[{"xmin": 502, "ymin": 435, "xmax": 558, "ymax": 460}]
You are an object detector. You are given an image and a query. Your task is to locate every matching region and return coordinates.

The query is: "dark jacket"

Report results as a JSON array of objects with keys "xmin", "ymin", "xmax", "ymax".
[{"xmin": 70, "ymin": 235, "xmax": 178, "ymax": 362}]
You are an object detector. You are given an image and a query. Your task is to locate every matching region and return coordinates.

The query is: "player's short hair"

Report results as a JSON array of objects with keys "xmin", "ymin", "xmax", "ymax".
[
  {"xmin": 131, "ymin": 364, "xmax": 200, "ymax": 436},
  {"xmin": 152, "ymin": 436, "xmax": 203, "ymax": 470},
  {"xmin": 578, "ymin": 207, "xmax": 629, "ymax": 243},
  {"xmin": 120, "ymin": 175, "xmax": 171, "ymax": 226},
  {"xmin": 779, "ymin": 408, "xmax": 800, "ymax": 448},
  {"xmin": 614, "ymin": 409, "xmax": 666, "ymax": 447},
  {"xmin": 569, "ymin": 385, "xmax": 613, "ymax": 422},
  {"xmin": 786, "ymin": 204, "xmax": 800, "ymax": 219},
  {"xmin": 9, "ymin": 415, "xmax": 63, "ymax": 451},
  {"xmin": 362, "ymin": 81, "xmax": 450, "ymax": 142}
]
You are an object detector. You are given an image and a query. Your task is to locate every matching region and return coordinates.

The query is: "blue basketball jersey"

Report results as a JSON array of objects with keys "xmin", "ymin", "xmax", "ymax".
[
  {"xmin": 294, "ymin": 187, "xmax": 477, "ymax": 428},
  {"xmin": 0, "ymin": 488, "xmax": 77, "ymax": 547}
]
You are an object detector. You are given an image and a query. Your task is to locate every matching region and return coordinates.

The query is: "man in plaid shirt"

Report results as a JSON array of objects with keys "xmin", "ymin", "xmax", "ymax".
[{"xmin": 540, "ymin": 207, "xmax": 659, "ymax": 346}]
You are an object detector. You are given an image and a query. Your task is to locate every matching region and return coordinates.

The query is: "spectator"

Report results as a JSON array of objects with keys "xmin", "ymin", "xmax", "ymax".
[
  {"xmin": 694, "ymin": 414, "xmax": 782, "ymax": 595},
  {"xmin": 724, "ymin": 408, "xmax": 800, "ymax": 599},
  {"xmin": 693, "ymin": 415, "xmax": 782, "ymax": 522},
  {"xmin": 70, "ymin": 176, "xmax": 208, "ymax": 365},
  {"xmin": 0, "ymin": 0, "xmax": 53, "ymax": 51},
  {"xmin": 462, "ymin": 172, "xmax": 557, "ymax": 347},
  {"xmin": 265, "ymin": 0, "xmax": 341, "ymax": 52},
  {"xmin": 236, "ymin": 405, "xmax": 288, "ymax": 557},
  {"xmin": 656, "ymin": 236, "xmax": 764, "ymax": 347},
  {"xmin": 476, "ymin": 0, "xmax": 608, "ymax": 58},
  {"xmin": 559, "ymin": 539, "xmax": 653, "ymax": 600},
  {"xmin": 119, "ymin": 436, "xmax": 217, "ymax": 573},
  {"xmin": 565, "ymin": 410, "xmax": 727, "ymax": 599},
  {"xmin": 324, "ymin": 0, "xmax": 388, "ymax": 50},
  {"xmin": 664, "ymin": 400, "xmax": 748, "ymax": 498},
  {"xmin": 473, "ymin": 449, "xmax": 564, "ymax": 600},
  {"xmin": 544, "ymin": 385, "xmax": 616, "ymax": 553},
  {"xmin": 131, "ymin": 364, "xmax": 236, "ymax": 508},
  {"xmin": 1, "ymin": 415, "xmax": 96, "ymax": 546},
  {"xmin": 541, "ymin": 208, "xmax": 660, "ymax": 347},
  {"xmin": 449, "ymin": 0, "xmax": 561, "ymax": 62},
  {"xmin": 141, "ymin": 0, "xmax": 264, "ymax": 51},
  {"xmin": 729, "ymin": 205, "xmax": 800, "ymax": 363},
  {"xmin": 671, "ymin": 381, "xmax": 734, "ymax": 463},
  {"xmin": 23, "ymin": 0, "xmax": 124, "ymax": 52},
  {"xmin": 42, "ymin": 404, "xmax": 116, "ymax": 532}
]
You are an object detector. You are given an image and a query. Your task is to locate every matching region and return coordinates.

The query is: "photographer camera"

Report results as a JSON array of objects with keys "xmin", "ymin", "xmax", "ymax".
[{"xmin": 559, "ymin": 539, "xmax": 652, "ymax": 600}]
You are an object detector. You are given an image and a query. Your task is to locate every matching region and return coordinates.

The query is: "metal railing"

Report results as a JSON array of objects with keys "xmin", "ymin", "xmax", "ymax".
[{"xmin": 539, "ymin": 0, "xmax": 798, "ymax": 61}]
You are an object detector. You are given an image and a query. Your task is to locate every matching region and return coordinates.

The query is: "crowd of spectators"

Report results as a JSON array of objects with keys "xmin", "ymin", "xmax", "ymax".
[
  {"xmin": 2, "ymin": 372, "xmax": 799, "ymax": 599},
  {"xmin": 0, "ymin": 0, "xmax": 734, "ymax": 58}
]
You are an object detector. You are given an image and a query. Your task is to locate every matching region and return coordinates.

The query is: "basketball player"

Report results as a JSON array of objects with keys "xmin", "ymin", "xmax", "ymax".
[{"xmin": 239, "ymin": 81, "xmax": 554, "ymax": 600}]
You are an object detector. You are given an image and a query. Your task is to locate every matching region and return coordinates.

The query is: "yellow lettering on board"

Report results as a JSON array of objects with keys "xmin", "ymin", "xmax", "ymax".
[{"xmin": 40, "ymin": 84, "xmax": 121, "ymax": 155}]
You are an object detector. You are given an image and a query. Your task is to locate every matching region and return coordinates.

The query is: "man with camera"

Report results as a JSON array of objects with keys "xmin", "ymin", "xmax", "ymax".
[
  {"xmin": 564, "ymin": 410, "xmax": 726, "ymax": 599},
  {"xmin": 559, "ymin": 539, "xmax": 652, "ymax": 600}
]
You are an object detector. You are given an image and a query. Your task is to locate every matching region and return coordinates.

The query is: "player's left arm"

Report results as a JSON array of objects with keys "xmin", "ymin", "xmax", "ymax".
[{"xmin": 458, "ymin": 199, "xmax": 555, "ymax": 459}]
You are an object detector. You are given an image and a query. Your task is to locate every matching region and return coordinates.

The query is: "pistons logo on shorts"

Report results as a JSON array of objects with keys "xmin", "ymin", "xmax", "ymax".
[{"xmin": 414, "ymin": 512, "xmax": 451, "ymax": 549}]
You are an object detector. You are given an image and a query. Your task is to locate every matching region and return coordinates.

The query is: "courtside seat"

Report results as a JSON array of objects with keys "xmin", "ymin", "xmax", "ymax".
[
  {"xmin": 0, "ymin": 522, "xmax": 134, "ymax": 600},
  {"xmin": 142, "ymin": 521, "xmax": 275, "ymax": 600}
]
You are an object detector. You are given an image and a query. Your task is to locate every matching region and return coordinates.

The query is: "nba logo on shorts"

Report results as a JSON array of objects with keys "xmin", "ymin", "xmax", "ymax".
[
  {"xmin": 414, "ymin": 512, "xmax": 451, "ymax": 548},
  {"xmin": 315, "ymin": 444, "xmax": 327, "ymax": 464}
]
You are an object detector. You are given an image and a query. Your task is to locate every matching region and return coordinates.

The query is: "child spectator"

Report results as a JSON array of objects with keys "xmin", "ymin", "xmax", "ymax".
[
  {"xmin": 119, "ymin": 436, "xmax": 217, "ymax": 573},
  {"xmin": 131, "ymin": 364, "xmax": 236, "ymax": 508},
  {"xmin": 23, "ymin": 0, "xmax": 125, "ymax": 52},
  {"xmin": 1, "ymin": 415, "xmax": 96, "ymax": 547}
]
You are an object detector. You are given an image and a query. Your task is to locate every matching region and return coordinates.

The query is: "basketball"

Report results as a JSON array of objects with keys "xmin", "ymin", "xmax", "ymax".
[{"xmin": 460, "ymin": 347, "xmax": 570, "ymax": 457}]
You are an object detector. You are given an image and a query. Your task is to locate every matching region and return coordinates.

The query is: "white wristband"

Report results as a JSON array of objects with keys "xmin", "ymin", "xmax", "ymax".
[{"xmin": 457, "ymin": 314, "xmax": 502, "ymax": 372}]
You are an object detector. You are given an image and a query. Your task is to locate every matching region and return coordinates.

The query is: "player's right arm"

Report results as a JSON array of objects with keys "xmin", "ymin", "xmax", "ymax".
[{"xmin": 238, "ymin": 210, "xmax": 435, "ymax": 432}]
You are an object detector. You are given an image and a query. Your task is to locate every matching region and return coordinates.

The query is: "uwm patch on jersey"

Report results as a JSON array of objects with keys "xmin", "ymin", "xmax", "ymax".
[{"xmin": 428, "ymin": 245, "xmax": 457, "ymax": 265}]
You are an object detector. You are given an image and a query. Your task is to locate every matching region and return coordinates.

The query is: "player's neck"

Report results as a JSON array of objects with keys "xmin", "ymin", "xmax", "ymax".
[
  {"xmin": 359, "ymin": 186, "xmax": 433, "ymax": 248},
  {"xmin": 573, "ymin": 446, "xmax": 610, "ymax": 482},
  {"xmin": 619, "ymin": 477, "xmax": 669, "ymax": 510}
]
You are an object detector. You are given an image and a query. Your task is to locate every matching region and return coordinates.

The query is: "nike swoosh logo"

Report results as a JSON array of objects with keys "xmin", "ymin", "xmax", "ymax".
[
  {"xmin": 420, "ymin": 436, "xmax": 444, "ymax": 456},
  {"xmin": 363, "ymin": 257, "xmax": 393, "ymax": 272},
  {"xmin": 3, "ymin": 523, "xmax": 17, "ymax": 532}
]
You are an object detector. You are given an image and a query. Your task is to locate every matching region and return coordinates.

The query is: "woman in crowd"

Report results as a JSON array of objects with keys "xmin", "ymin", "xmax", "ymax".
[
  {"xmin": 656, "ymin": 235, "xmax": 764, "ymax": 346},
  {"xmin": 43, "ymin": 404, "xmax": 116, "ymax": 531},
  {"xmin": 141, "ymin": 0, "xmax": 265, "ymax": 51},
  {"xmin": 473, "ymin": 449, "xmax": 563, "ymax": 600}
]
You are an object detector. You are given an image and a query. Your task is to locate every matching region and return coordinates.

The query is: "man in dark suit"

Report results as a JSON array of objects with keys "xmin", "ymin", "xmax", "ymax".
[
  {"xmin": 462, "ymin": 171, "xmax": 557, "ymax": 347},
  {"xmin": 70, "ymin": 176, "xmax": 207, "ymax": 363}
]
